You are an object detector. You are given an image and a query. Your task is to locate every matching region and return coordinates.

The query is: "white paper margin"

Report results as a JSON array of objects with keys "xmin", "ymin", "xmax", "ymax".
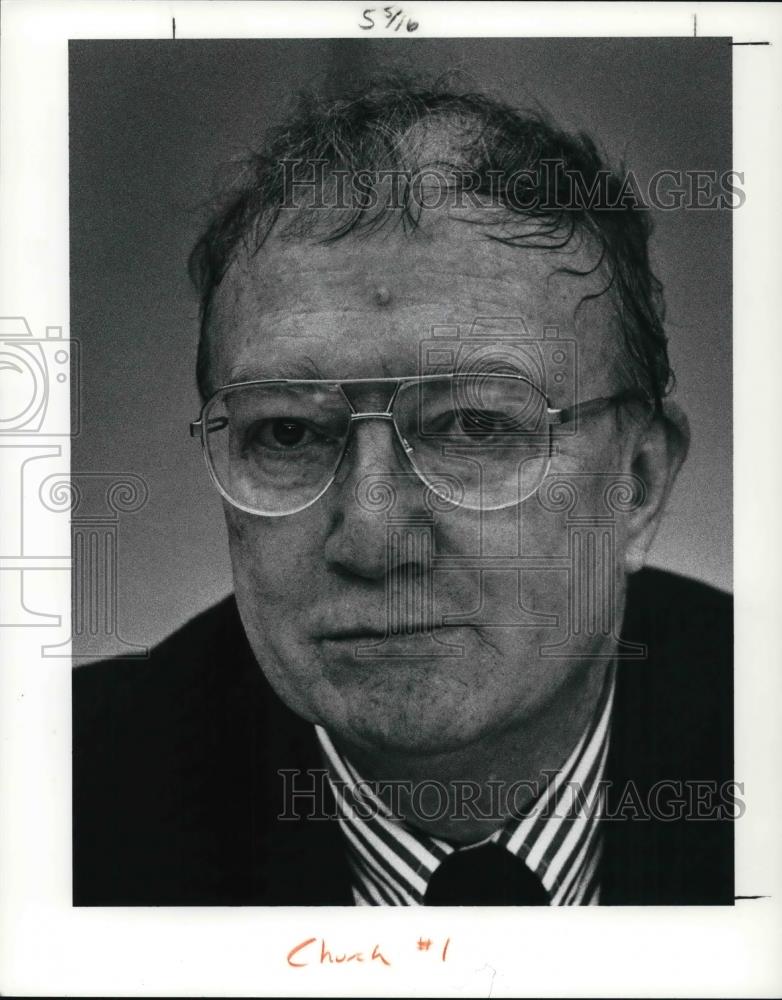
[{"xmin": 1, "ymin": 2, "xmax": 780, "ymax": 996}]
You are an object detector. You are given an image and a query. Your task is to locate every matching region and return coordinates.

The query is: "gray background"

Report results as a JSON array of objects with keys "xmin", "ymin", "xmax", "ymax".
[{"xmin": 70, "ymin": 38, "xmax": 732, "ymax": 654}]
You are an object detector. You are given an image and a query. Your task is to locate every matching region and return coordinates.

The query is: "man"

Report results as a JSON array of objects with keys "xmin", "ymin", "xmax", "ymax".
[{"xmin": 73, "ymin": 80, "xmax": 734, "ymax": 906}]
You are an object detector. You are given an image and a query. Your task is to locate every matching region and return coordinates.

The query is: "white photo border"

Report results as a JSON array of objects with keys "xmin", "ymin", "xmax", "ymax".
[{"xmin": 1, "ymin": 1, "xmax": 781, "ymax": 996}]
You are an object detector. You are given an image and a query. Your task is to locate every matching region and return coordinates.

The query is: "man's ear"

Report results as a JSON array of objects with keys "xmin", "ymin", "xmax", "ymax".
[{"xmin": 623, "ymin": 401, "xmax": 690, "ymax": 574}]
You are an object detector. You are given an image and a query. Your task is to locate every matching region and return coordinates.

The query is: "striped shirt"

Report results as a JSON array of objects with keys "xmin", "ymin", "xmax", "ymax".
[{"xmin": 315, "ymin": 666, "xmax": 616, "ymax": 906}]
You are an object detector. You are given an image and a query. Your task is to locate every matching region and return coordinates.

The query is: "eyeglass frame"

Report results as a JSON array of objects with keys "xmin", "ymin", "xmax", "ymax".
[{"xmin": 189, "ymin": 373, "xmax": 650, "ymax": 517}]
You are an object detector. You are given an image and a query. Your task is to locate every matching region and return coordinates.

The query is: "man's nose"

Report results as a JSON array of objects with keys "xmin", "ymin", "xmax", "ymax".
[{"xmin": 322, "ymin": 418, "xmax": 431, "ymax": 580}]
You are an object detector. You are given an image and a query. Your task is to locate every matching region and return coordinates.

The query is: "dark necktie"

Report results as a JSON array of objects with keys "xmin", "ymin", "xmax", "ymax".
[{"xmin": 424, "ymin": 843, "xmax": 549, "ymax": 905}]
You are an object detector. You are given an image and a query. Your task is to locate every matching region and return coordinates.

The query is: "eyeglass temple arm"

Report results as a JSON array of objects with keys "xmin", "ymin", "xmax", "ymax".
[
  {"xmin": 549, "ymin": 390, "xmax": 653, "ymax": 426},
  {"xmin": 189, "ymin": 416, "xmax": 228, "ymax": 437}
]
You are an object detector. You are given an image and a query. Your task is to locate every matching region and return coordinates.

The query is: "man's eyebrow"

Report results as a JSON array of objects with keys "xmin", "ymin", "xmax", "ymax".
[{"xmin": 227, "ymin": 357, "xmax": 326, "ymax": 382}]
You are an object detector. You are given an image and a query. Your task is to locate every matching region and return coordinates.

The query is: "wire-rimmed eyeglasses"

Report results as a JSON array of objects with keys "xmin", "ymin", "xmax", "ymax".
[{"xmin": 190, "ymin": 374, "xmax": 647, "ymax": 517}]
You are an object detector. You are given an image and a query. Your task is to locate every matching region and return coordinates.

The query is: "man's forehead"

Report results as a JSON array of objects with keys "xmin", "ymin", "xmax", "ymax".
[
  {"xmin": 218, "ymin": 219, "xmax": 611, "ymax": 316},
  {"xmin": 208, "ymin": 216, "xmax": 624, "ymax": 383}
]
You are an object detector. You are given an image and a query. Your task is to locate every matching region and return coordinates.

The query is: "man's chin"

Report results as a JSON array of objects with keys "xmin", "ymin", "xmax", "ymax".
[
  {"xmin": 255, "ymin": 636, "xmax": 530, "ymax": 760},
  {"xmin": 321, "ymin": 693, "xmax": 509, "ymax": 761},
  {"xmin": 255, "ymin": 644, "xmax": 495, "ymax": 752}
]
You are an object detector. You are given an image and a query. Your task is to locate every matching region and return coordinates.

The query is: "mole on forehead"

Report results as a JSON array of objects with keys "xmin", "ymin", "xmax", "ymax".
[{"xmin": 373, "ymin": 285, "xmax": 392, "ymax": 307}]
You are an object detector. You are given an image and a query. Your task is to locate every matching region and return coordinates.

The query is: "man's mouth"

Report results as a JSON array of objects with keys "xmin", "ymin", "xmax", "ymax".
[
  {"xmin": 320, "ymin": 627, "xmax": 385, "ymax": 641},
  {"xmin": 319, "ymin": 624, "xmax": 444, "ymax": 641}
]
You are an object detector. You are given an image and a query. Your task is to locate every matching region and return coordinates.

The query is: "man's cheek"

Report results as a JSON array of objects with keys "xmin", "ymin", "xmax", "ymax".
[
  {"xmin": 225, "ymin": 517, "xmax": 285, "ymax": 613},
  {"xmin": 226, "ymin": 510, "xmax": 298, "ymax": 577}
]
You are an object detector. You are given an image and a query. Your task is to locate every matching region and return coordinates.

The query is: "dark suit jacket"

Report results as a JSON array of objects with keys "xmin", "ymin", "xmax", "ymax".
[{"xmin": 72, "ymin": 568, "xmax": 734, "ymax": 905}]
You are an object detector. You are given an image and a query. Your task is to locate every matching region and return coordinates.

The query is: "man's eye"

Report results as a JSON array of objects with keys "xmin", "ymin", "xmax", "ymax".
[
  {"xmin": 459, "ymin": 409, "xmax": 506, "ymax": 435},
  {"xmin": 247, "ymin": 418, "xmax": 316, "ymax": 450},
  {"xmin": 270, "ymin": 419, "xmax": 307, "ymax": 447},
  {"xmin": 424, "ymin": 408, "xmax": 507, "ymax": 437}
]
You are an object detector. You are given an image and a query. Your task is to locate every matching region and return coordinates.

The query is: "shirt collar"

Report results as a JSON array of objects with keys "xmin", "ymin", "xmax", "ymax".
[{"xmin": 315, "ymin": 665, "xmax": 616, "ymax": 905}]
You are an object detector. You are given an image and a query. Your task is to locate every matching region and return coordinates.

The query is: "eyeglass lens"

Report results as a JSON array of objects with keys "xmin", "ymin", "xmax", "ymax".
[{"xmin": 203, "ymin": 377, "xmax": 552, "ymax": 515}]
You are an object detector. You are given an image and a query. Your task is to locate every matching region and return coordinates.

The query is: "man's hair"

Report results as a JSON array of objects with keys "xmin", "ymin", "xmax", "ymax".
[{"xmin": 189, "ymin": 75, "xmax": 673, "ymax": 405}]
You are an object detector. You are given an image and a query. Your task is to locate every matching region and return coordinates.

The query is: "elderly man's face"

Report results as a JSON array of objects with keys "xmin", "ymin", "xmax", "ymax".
[{"xmin": 207, "ymin": 217, "xmax": 650, "ymax": 757}]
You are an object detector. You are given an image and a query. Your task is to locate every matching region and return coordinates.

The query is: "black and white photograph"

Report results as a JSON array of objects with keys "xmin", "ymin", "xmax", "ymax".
[
  {"xmin": 71, "ymin": 33, "xmax": 734, "ymax": 908},
  {"xmin": 2, "ymin": 3, "xmax": 781, "ymax": 997}
]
